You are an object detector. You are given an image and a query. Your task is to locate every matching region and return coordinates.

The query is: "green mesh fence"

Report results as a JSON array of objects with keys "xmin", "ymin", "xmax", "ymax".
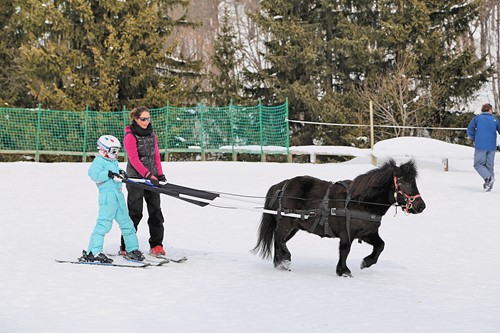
[{"xmin": 0, "ymin": 102, "xmax": 289, "ymax": 161}]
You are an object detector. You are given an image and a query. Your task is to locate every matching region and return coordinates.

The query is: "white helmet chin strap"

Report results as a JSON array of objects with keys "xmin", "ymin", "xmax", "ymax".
[{"xmin": 98, "ymin": 147, "xmax": 116, "ymax": 159}]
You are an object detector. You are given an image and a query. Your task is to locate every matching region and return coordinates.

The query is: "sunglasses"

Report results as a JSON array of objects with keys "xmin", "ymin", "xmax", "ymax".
[
  {"xmin": 109, "ymin": 147, "xmax": 120, "ymax": 155},
  {"xmin": 138, "ymin": 117, "xmax": 151, "ymax": 122}
]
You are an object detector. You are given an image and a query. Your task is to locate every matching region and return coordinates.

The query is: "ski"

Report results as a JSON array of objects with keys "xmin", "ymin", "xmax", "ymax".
[
  {"xmin": 124, "ymin": 257, "xmax": 170, "ymax": 267},
  {"xmin": 148, "ymin": 254, "xmax": 188, "ymax": 263},
  {"xmin": 107, "ymin": 253, "xmax": 171, "ymax": 266},
  {"xmin": 55, "ymin": 259, "xmax": 151, "ymax": 268},
  {"xmin": 107, "ymin": 253, "xmax": 188, "ymax": 264}
]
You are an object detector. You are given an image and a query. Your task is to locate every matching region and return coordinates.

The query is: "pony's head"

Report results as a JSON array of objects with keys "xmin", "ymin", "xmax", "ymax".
[
  {"xmin": 349, "ymin": 158, "xmax": 425, "ymax": 214},
  {"xmin": 392, "ymin": 159, "xmax": 425, "ymax": 214}
]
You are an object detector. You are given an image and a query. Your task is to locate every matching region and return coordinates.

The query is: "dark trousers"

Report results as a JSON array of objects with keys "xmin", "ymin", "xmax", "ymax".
[{"xmin": 120, "ymin": 183, "xmax": 165, "ymax": 251}]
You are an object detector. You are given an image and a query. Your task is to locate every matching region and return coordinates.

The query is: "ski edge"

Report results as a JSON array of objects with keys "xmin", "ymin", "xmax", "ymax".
[{"xmin": 55, "ymin": 259, "xmax": 151, "ymax": 268}]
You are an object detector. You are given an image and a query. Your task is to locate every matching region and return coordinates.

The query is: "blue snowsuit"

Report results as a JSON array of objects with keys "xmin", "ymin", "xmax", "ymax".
[
  {"xmin": 87, "ymin": 155, "xmax": 139, "ymax": 255},
  {"xmin": 467, "ymin": 112, "xmax": 500, "ymax": 181}
]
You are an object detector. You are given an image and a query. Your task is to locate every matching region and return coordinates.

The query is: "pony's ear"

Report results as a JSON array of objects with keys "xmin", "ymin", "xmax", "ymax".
[
  {"xmin": 399, "ymin": 160, "xmax": 418, "ymax": 179},
  {"xmin": 393, "ymin": 165, "xmax": 402, "ymax": 178}
]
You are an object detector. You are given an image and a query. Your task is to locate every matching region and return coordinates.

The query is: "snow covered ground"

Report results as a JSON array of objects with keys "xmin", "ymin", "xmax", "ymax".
[{"xmin": 0, "ymin": 137, "xmax": 499, "ymax": 333}]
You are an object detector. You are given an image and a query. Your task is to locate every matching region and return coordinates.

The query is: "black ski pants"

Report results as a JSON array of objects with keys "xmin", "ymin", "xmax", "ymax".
[{"xmin": 120, "ymin": 183, "xmax": 165, "ymax": 251}]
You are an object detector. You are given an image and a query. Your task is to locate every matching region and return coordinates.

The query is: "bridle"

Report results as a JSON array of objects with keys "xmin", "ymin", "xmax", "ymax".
[{"xmin": 393, "ymin": 175, "xmax": 421, "ymax": 214}]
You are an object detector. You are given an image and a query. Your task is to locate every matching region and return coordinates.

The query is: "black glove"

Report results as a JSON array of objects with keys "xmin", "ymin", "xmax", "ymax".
[
  {"xmin": 157, "ymin": 174, "xmax": 167, "ymax": 182},
  {"xmin": 119, "ymin": 170, "xmax": 128, "ymax": 179},
  {"xmin": 148, "ymin": 178, "xmax": 160, "ymax": 186},
  {"xmin": 108, "ymin": 170, "xmax": 119, "ymax": 179}
]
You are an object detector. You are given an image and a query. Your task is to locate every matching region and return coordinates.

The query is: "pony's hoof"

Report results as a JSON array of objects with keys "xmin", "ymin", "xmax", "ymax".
[
  {"xmin": 275, "ymin": 260, "xmax": 291, "ymax": 271},
  {"xmin": 361, "ymin": 259, "xmax": 375, "ymax": 269},
  {"xmin": 336, "ymin": 269, "xmax": 353, "ymax": 277}
]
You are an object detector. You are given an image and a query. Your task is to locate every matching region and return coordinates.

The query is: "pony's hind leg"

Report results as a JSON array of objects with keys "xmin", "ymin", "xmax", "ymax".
[
  {"xmin": 360, "ymin": 233, "xmax": 385, "ymax": 270},
  {"xmin": 273, "ymin": 220, "xmax": 297, "ymax": 271}
]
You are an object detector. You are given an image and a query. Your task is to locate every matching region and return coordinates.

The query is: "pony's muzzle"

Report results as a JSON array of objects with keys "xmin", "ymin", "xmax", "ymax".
[{"xmin": 411, "ymin": 198, "xmax": 426, "ymax": 213}]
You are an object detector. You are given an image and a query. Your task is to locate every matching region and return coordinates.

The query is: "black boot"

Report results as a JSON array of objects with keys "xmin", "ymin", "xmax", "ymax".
[
  {"xmin": 93, "ymin": 253, "xmax": 113, "ymax": 263},
  {"xmin": 78, "ymin": 250, "xmax": 113, "ymax": 263},
  {"xmin": 78, "ymin": 250, "xmax": 94, "ymax": 262},
  {"xmin": 126, "ymin": 249, "xmax": 145, "ymax": 261}
]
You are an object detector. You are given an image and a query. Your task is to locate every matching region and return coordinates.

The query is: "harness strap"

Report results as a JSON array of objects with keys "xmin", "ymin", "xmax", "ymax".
[
  {"xmin": 269, "ymin": 189, "xmax": 281, "ymax": 217},
  {"xmin": 309, "ymin": 183, "xmax": 335, "ymax": 237},
  {"xmin": 329, "ymin": 208, "xmax": 382, "ymax": 223},
  {"xmin": 273, "ymin": 181, "xmax": 291, "ymax": 220},
  {"xmin": 335, "ymin": 181, "xmax": 352, "ymax": 242}
]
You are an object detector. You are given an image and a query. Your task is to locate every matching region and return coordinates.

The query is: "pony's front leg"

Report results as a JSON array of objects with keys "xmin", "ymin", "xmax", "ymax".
[
  {"xmin": 360, "ymin": 233, "xmax": 385, "ymax": 270},
  {"xmin": 336, "ymin": 237, "xmax": 353, "ymax": 277}
]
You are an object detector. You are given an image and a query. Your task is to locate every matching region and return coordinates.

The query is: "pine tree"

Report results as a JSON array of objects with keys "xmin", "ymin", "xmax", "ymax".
[
  {"xmin": 250, "ymin": 0, "xmax": 490, "ymax": 145},
  {"xmin": 357, "ymin": 0, "xmax": 490, "ymax": 139},
  {"xmin": 0, "ymin": 2, "xmax": 35, "ymax": 107},
  {"xmin": 209, "ymin": 7, "xmax": 242, "ymax": 105},
  {"xmin": 10, "ymin": 0, "xmax": 198, "ymax": 110},
  {"xmin": 248, "ymin": 0, "xmax": 334, "ymax": 145}
]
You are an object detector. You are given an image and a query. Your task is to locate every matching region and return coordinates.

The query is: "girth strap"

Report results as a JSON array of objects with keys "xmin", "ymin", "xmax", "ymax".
[
  {"xmin": 338, "ymin": 181, "xmax": 353, "ymax": 243},
  {"xmin": 272, "ymin": 180, "xmax": 292, "ymax": 220},
  {"xmin": 309, "ymin": 182, "xmax": 335, "ymax": 237}
]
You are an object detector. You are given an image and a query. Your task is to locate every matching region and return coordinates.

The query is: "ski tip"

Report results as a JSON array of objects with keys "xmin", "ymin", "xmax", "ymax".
[{"xmin": 171, "ymin": 256, "xmax": 188, "ymax": 263}]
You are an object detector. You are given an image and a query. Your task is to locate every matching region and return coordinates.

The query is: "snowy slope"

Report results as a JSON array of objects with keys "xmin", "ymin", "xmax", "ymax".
[{"xmin": 0, "ymin": 138, "xmax": 499, "ymax": 333}]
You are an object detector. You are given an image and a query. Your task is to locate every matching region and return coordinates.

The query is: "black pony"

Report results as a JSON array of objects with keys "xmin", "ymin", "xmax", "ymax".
[{"xmin": 253, "ymin": 159, "xmax": 425, "ymax": 277}]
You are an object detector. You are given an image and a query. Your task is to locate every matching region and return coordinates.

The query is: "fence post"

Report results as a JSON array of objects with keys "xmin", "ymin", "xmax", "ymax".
[
  {"xmin": 229, "ymin": 100, "xmax": 236, "ymax": 161},
  {"xmin": 122, "ymin": 105, "xmax": 128, "ymax": 162},
  {"xmin": 82, "ymin": 105, "xmax": 89, "ymax": 162},
  {"xmin": 442, "ymin": 158, "xmax": 449, "ymax": 171},
  {"xmin": 285, "ymin": 97, "xmax": 291, "ymax": 162},
  {"xmin": 35, "ymin": 104, "xmax": 41, "ymax": 162},
  {"xmin": 164, "ymin": 101, "xmax": 170, "ymax": 162},
  {"xmin": 370, "ymin": 100, "xmax": 377, "ymax": 166},
  {"xmin": 259, "ymin": 99, "xmax": 265, "ymax": 162},
  {"xmin": 199, "ymin": 102, "xmax": 205, "ymax": 161}
]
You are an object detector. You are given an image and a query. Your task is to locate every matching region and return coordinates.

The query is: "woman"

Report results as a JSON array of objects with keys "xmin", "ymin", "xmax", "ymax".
[{"xmin": 120, "ymin": 106, "xmax": 167, "ymax": 256}]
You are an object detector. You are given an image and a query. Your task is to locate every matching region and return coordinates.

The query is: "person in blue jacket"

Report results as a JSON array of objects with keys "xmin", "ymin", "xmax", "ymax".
[
  {"xmin": 79, "ymin": 135, "xmax": 145, "ymax": 263},
  {"xmin": 467, "ymin": 103, "xmax": 500, "ymax": 191}
]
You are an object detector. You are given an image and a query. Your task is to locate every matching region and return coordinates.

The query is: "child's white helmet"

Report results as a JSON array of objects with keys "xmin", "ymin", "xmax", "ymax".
[{"xmin": 97, "ymin": 135, "xmax": 121, "ymax": 159}]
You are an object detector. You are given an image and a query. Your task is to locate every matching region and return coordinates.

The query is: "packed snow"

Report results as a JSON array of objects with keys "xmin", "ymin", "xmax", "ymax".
[{"xmin": 0, "ymin": 137, "xmax": 499, "ymax": 332}]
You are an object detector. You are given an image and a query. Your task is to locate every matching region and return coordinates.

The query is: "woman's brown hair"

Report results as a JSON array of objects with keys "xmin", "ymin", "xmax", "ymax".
[{"xmin": 130, "ymin": 106, "xmax": 149, "ymax": 120}]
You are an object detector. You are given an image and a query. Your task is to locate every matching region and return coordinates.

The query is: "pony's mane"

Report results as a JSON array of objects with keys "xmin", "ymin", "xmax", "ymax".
[
  {"xmin": 348, "ymin": 159, "xmax": 396, "ymax": 200},
  {"xmin": 348, "ymin": 159, "xmax": 418, "ymax": 201}
]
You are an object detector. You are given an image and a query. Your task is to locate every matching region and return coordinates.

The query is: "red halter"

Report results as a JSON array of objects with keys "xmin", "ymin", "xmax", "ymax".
[{"xmin": 393, "ymin": 176, "xmax": 421, "ymax": 214}]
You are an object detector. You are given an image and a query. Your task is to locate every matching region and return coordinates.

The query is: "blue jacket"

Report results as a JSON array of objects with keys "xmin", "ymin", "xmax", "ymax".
[
  {"xmin": 467, "ymin": 112, "xmax": 500, "ymax": 151},
  {"xmin": 88, "ymin": 155, "xmax": 123, "ymax": 192}
]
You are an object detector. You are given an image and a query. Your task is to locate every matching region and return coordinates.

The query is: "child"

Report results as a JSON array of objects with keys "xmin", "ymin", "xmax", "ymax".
[{"xmin": 79, "ymin": 135, "xmax": 145, "ymax": 263}]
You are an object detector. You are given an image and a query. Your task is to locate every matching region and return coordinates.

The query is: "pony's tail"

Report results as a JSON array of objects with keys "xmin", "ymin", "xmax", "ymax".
[{"xmin": 252, "ymin": 187, "xmax": 278, "ymax": 260}]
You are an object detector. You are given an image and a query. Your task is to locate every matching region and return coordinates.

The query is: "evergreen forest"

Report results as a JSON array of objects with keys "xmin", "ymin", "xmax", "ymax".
[{"xmin": 1, "ymin": 0, "xmax": 499, "ymax": 146}]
